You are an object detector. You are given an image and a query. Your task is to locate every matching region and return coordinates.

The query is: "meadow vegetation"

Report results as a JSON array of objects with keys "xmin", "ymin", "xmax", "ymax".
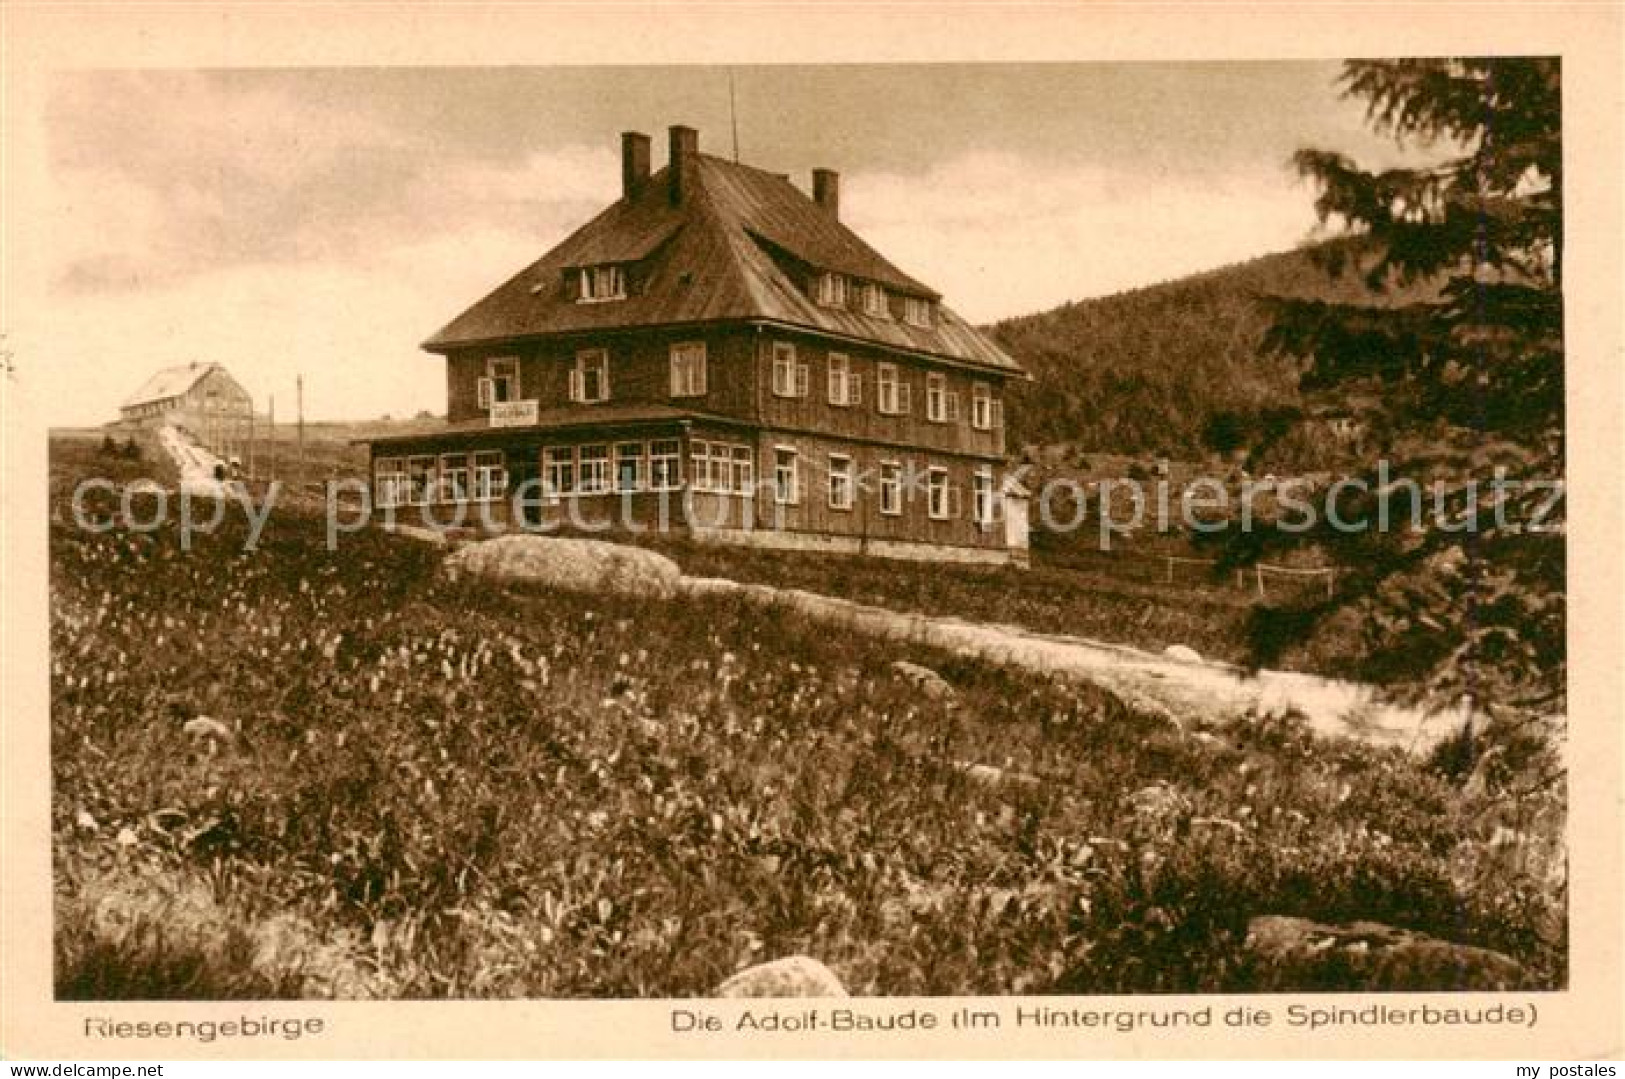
[{"xmin": 51, "ymin": 447, "xmax": 1564, "ymax": 997}]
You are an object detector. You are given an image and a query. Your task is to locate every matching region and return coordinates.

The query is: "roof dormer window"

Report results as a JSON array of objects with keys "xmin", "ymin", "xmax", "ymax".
[
  {"xmin": 903, "ymin": 295, "xmax": 933, "ymax": 328},
  {"xmin": 859, "ymin": 281, "xmax": 890, "ymax": 318},
  {"xmin": 815, "ymin": 272, "xmax": 847, "ymax": 309},
  {"xmin": 576, "ymin": 264, "xmax": 626, "ymax": 304}
]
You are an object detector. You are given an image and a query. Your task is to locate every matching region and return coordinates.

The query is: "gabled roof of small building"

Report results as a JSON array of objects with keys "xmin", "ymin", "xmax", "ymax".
[
  {"xmin": 423, "ymin": 151, "xmax": 1023, "ymax": 374},
  {"xmin": 121, "ymin": 362, "xmax": 225, "ymax": 409}
]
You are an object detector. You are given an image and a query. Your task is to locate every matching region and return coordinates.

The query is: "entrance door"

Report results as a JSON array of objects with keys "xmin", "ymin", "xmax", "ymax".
[{"xmin": 508, "ymin": 449, "xmax": 545, "ymax": 530}]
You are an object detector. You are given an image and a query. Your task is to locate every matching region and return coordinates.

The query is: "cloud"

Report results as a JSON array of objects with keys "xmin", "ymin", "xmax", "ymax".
[
  {"xmin": 33, "ymin": 72, "xmax": 624, "ymax": 425},
  {"xmin": 28, "ymin": 130, "xmax": 1325, "ymax": 426},
  {"xmin": 47, "ymin": 71, "xmax": 423, "ymax": 291},
  {"xmin": 23, "ymin": 223, "xmax": 552, "ymax": 427},
  {"xmin": 844, "ymin": 151, "xmax": 1321, "ymax": 323}
]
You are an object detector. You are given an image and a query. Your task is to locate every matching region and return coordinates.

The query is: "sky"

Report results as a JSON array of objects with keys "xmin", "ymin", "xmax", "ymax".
[{"xmin": 26, "ymin": 62, "xmax": 1437, "ymax": 426}]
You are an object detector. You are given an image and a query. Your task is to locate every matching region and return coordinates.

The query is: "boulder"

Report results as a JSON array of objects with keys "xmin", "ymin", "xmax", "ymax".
[
  {"xmin": 444, "ymin": 536, "xmax": 681, "ymax": 598},
  {"xmin": 954, "ymin": 760, "xmax": 1041, "ymax": 789},
  {"xmin": 183, "ymin": 716, "xmax": 233, "ymax": 742},
  {"xmin": 716, "ymin": 955, "xmax": 848, "ymax": 998},
  {"xmin": 891, "ymin": 660, "xmax": 956, "ymax": 701},
  {"xmin": 1128, "ymin": 782, "xmax": 1190, "ymax": 819},
  {"xmin": 1163, "ymin": 644, "xmax": 1203, "ymax": 665},
  {"xmin": 1244, "ymin": 915, "xmax": 1527, "ymax": 991}
]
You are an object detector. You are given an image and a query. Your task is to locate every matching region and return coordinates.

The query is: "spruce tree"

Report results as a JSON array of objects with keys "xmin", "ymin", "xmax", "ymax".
[{"xmin": 1239, "ymin": 59, "xmax": 1564, "ymax": 727}]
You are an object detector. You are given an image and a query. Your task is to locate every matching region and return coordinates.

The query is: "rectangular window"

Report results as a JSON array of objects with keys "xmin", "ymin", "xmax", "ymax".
[
  {"xmin": 928, "ymin": 467, "xmax": 952, "ymax": 520},
  {"xmin": 571, "ymin": 349, "xmax": 610, "ymax": 403},
  {"xmin": 485, "ymin": 357, "xmax": 520, "ymax": 405},
  {"xmin": 544, "ymin": 446, "xmax": 575, "ymax": 497},
  {"xmin": 973, "ymin": 468, "xmax": 999, "ymax": 528},
  {"xmin": 615, "ymin": 442, "xmax": 645, "ymax": 493},
  {"xmin": 877, "ymin": 364, "xmax": 910, "ymax": 415},
  {"xmin": 815, "ymin": 272, "xmax": 847, "ymax": 308},
  {"xmin": 670, "ymin": 341, "xmax": 707, "ymax": 397},
  {"xmin": 578, "ymin": 444, "xmax": 611, "ymax": 494},
  {"xmin": 774, "ymin": 447, "xmax": 800, "ymax": 505},
  {"xmin": 926, "ymin": 373, "xmax": 948, "ymax": 423},
  {"xmin": 731, "ymin": 445, "xmax": 755, "ymax": 497},
  {"xmin": 860, "ymin": 281, "xmax": 890, "ymax": 318},
  {"xmin": 771, "ymin": 342, "xmax": 809, "ymax": 398},
  {"xmin": 577, "ymin": 264, "xmax": 626, "ymax": 303},
  {"xmin": 374, "ymin": 457, "xmax": 408, "ymax": 508},
  {"xmin": 971, "ymin": 382, "xmax": 995, "ymax": 430},
  {"xmin": 827, "ymin": 353, "xmax": 861, "ymax": 406},
  {"xmin": 438, "ymin": 453, "xmax": 470, "ymax": 503},
  {"xmin": 903, "ymin": 296, "xmax": 933, "ymax": 328},
  {"xmin": 828, "ymin": 454, "xmax": 854, "ymax": 510},
  {"xmin": 407, "ymin": 456, "xmax": 436, "ymax": 506},
  {"xmin": 879, "ymin": 461, "xmax": 903, "ymax": 516},
  {"xmin": 649, "ymin": 439, "xmax": 682, "ymax": 491},
  {"xmin": 690, "ymin": 440, "xmax": 721, "ymax": 492},
  {"xmin": 473, "ymin": 451, "xmax": 507, "ymax": 502}
]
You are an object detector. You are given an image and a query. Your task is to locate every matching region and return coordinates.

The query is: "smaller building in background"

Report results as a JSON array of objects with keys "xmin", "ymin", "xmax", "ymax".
[{"xmin": 117, "ymin": 362, "xmax": 254, "ymax": 458}]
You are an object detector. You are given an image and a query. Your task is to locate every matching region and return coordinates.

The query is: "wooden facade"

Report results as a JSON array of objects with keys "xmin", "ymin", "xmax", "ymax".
[
  {"xmin": 117, "ymin": 362, "xmax": 254, "ymax": 460},
  {"xmin": 369, "ymin": 126, "xmax": 1029, "ymax": 565}
]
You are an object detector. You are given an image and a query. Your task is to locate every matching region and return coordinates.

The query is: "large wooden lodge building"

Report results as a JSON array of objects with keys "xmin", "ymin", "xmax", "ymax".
[
  {"xmin": 368, "ymin": 125, "xmax": 1030, "ymax": 564},
  {"xmin": 117, "ymin": 361, "xmax": 254, "ymax": 459}
]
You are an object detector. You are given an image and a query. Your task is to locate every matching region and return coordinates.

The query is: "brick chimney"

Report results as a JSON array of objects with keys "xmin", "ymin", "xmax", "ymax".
[
  {"xmin": 621, "ymin": 131, "xmax": 651, "ymax": 198},
  {"xmin": 668, "ymin": 125, "xmax": 699, "ymax": 205},
  {"xmin": 813, "ymin": 168, "xmax": 840, "ymax": 219}
]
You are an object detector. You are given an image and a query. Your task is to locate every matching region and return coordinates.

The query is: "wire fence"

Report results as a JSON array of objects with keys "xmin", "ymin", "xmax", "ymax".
[{"xmin": 1038, "ymin": 545, "xmax": 1340, "ymax": 603}]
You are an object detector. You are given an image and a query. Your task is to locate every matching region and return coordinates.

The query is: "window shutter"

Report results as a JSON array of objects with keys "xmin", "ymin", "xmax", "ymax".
[
  {"xmin": 946, "ymin": 392, "xmax": 961, "ymax": 422},
  {"xmin": 569, "ymin": 368, "xmax": 583, "ymax": 403},
  {"xmin": 949, "ymin": 485, "xmax": 963, "ymax": 519},
  {"xmin": 849, "ymin": 374, "xmax": 862, "ymax": 405},
  {"xmin": 827, "ymin": 366, "xmax": 840, "ymax": 404},
  {"xmin": 898, "ymin": 383, "xmax": 911, "ymax": 413},
  {"xmin": 477, "ymin": 377, "xmax": 492, "ymax": 409},
  {"xmin": 991, "ymin": 400, "xmax": 1004, "ymax": 428},
  {"xmin": 796, "ymin": 362, "xmax": 809, "ymax": 398}
]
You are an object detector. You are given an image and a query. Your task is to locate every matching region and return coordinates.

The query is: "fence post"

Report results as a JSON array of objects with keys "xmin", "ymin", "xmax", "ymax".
[{"xmin": 1255, "ymin": 564, "xmax": 1265, "ymax": 600}]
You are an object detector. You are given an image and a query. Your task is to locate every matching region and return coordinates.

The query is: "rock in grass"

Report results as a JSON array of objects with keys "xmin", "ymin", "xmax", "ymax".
[
  {"xmin": 444, "ymin": 535, "xmax": 681, "ymax": 598},
  {"xmin": 716, "ymin": 955, "xmax": 848, "ymax": 998},
  {"xmin": 891, "ymin": 660, "xmax": 956, "ymax": 701},
  {"xmin": 1128, "ymin": 782, "xmax": 1190, "ymax": 819},
  {"xmin": 1163, "ymin": 644, "xmax": 1203, "ymax": 664},
  {"xmin": 183, "ymin": 716, "xmax": 233, "ymax": 742},
  {"xmin": 954, "ymin": 760, "xmax": 1041, "ymax": 789},
  {"xmin": 1244, "ymin": 915, "xmax": 1527, "ymax": 991}
]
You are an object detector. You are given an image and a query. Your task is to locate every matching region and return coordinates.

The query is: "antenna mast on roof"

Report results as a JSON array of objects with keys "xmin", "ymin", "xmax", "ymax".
[{"xmin": 728, "ymin": 70, "xmax": 740, "ymax": 163}]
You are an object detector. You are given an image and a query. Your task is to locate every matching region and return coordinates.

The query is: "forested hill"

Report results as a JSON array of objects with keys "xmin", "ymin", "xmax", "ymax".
[{"xmin": 988, "ymin": 243, "xmax": 1434, "ymax": 460}]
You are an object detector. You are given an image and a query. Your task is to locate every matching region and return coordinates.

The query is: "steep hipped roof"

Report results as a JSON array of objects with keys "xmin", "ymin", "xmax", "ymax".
[
  {"xmin": 121, "ymin": 362, "xmax": 221, "ymax": 408},
  {"xmin": 424, "ymin": 153, "xmax": 1022, "ymax": 374}
]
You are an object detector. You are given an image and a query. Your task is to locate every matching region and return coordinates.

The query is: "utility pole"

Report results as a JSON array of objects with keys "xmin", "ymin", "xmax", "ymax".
[
  {"xmin": 296, "ymin": 374, "xmax": 306, "ymax": 493},
  {"xmin": 268, "ymin": 394, "xmax": 277, "ymax": 481},
  {"xmin": 729, "ymin": 70, "xmax": 741, "ymax": 163}
]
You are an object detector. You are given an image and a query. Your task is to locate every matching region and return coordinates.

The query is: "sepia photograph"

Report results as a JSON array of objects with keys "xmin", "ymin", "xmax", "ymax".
[{"xmin": 2, "ymin": 1, "xmax": 1620, "ymax": 1063}]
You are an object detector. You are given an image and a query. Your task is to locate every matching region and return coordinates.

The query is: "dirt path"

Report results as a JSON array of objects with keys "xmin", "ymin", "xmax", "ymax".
[
  {"xmin": 678, "ymin": 575, "xmax": 1468, "ymax": 752},
  {"xmin": 157, "ymin": 425, "xmax": 228, "ymax": 498}
]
